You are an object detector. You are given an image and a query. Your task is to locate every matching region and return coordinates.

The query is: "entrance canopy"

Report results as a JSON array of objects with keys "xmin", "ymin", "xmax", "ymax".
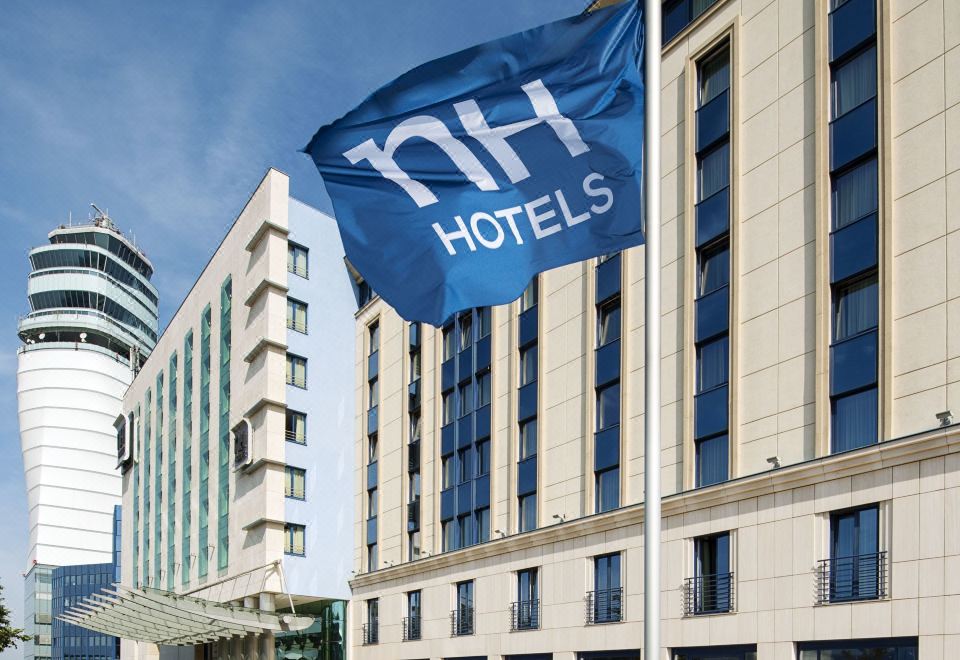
[{"xmin": 59, "ymin": 585, "xmax": 314, "ymax": 646}]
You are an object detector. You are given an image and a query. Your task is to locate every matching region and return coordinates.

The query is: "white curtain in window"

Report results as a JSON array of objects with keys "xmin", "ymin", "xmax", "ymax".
[
  {"xmin": 698, "ymin": 143, "xmax": 729, "ymax": 201},
  {"xmin": 835, "ymin": 278, "xmax": 878, "ymax": 340},
  {"xmin": 833, "ymin": 158, "xmax": 878, "ymax": 229},
  {"xmin": 833, "ymin": 46, "xmax": 876, "ymax": 118}
]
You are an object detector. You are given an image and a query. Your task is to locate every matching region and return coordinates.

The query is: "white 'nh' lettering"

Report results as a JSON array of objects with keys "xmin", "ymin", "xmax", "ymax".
[{"xmin": 342, "ymin": 79, "xmax": 590, "ymax": 208}]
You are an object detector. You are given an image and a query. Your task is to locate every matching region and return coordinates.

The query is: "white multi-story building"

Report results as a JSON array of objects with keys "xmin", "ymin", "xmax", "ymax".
[
  {"xmin": 17, "ymin": 211, "xmax": 159, "ymax": 660},
  {"xmin": 349, "ymin": 1, "xmax": 960, "ymax": 659},
  {"xmin": 100, "ymin": 169, "xmax": 355, "ymax": 660}
]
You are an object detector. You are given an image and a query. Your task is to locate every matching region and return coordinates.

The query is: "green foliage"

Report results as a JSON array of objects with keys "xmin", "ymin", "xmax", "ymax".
[{"xmin": 0, "ymin": 580, "xmax": 32, "ymax": 651}]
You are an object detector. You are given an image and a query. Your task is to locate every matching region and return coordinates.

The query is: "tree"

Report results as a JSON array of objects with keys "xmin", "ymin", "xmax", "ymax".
[{"xmin": 0, "ymin": 580, "xmax": 31, "ymax": 651}]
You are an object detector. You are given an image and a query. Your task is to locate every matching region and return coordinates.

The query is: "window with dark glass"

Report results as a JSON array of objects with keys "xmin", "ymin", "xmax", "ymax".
[
  {"xmin": 698, "ymin": 243, "xmax": 730, "ymax": 296},
  {"xmin": 597, "ymin": 382, "xmax": 621, "ymax": 430},
  {"xmin": 688, "ymin": 532, "xmax": 732, "ymax": 614},
  {"xmin": 519, "ymin": 419, "xmax": 537, "ymax": 460},
  {"xmin": 454, "ymin": 580, "xmax": 474, "ymax": 636},
  {"xmin": 478, "ymin": 307, "xmax": 492, "ymax": 337},
  {"xmin": 442, "ymin": 326, "xmax": 455, "ymax": 361},
  {"xmin": 598, "ymin": 301, "xmax": 621, "ymax": 346},
  {"xmin": 284, "ymin": 467, "xmax": 306, "ymax": 500},
  {"xmin": 823, "ymin": 505, "xmax": 882, "ymax": 602},
  {"xmin": 442, "ymin": 392, "xmax": 455, "ymax": 425},
  {"xmin": 442, "ymin": 455, "xmax": 454, "ymax": 490},
  {"xmin": 477, "ymin": 371, "xmax": 491, "ymax": 408},
  {"xmin": 663, "ymin": 0, "xmax": 720, "ymax": 43},
  {"xmin": 457, "ymin": 448, "xmax": 473, "ymax": 483},
  {"xmin": 590, "ymin": 553, "xmax": 622, "ymax": 623},
  {"xmin": 519, "ymin": 493, "xmax": 537, "ymax": 533},
  {"xmin": 285, "ymin": 410, "xmax": 306, "ymax": 444},
  {"xmin": 476, "ymin": 440, "xmax": 490, "ymax": 476},
  {"xmin": 405, "ymin": 591, "xmax": 422, "ymax": 640},
  {"xmin": 513, "ymin": 568, "xmax": 539, "ymax": 630},
  {"xmin": 458, "ymin": 382, "xmax": 473, "ymax": 416},
  {"xmin": 520, "ymin": 344, "xmax": 538, "ymax": 386}
]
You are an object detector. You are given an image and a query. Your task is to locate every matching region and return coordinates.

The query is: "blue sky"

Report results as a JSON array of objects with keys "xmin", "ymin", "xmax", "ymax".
[{"xmin": 0, "ymin": 0, "xmax": 586, "ymax": 653}]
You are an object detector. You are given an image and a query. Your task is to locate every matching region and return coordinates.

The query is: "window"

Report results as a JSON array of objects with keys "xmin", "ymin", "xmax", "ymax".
[
  {"xmin": 458, "ymin": 382, "xmax": 474, "ymax": 416},
  {"xmin": 286, "ymin": 354, "xmax": 307, "ymax": 388},
  {"xmin": 442, "ymin": 455, "xmax": 454, "ymax": 489},
  {"xmin": 698, "ymin": 242, "xmax": 730, "ymax": 296},
  {"xmin": 698, "ymin": 143, "xmax": 730, "ymax": 202},
  {"xmin": 520, "ymin": 277, "xmax": 538, "ymax": 311},
  {"xmin": 368, "ymin": 322, "xmax": 380, "ymax": 355},
  {"xmin": 367, "ymin": 489, "xmax": 378, "ymax": 515},
  {"xmin": 284, "ymin": 467, "xmax": 306, "ymax": 500},
  {"xmin": 519, "ymin": 493, "xmax": 537, "ymax": 533},
  {"xmin": 596, "ymin": 467, "xmax": 620, "ymax": 513},
  {"xmin": 598, "ymin": 301, "xmax": 621, "ymax": 346},
  {"xmin": 457, "ymin": 514, "xmax": 473, "ymax": 548},
  {"xmin": 825, "ymin": 505, "xmax": 882, "ymax": 602},
  {"xmin": 519, "ymin": 418, "xmax": 537, "ymax": 460},
  {"xmin": 442, "ymin": 520, "xmax": 455, "ymax": 551},
  {"xmin": 832, "ymin": 158, "xmax": 878, "ymax": 230},
  {"xmin": 287, "ymin": 242, "xmax": 308, "ymax": 278},
  {"xmin": 409, "ymin": 472, "xmax": 421, "ymax": 501},
  {"xmin": 664, "ymin": 0, "xmax": 720, "ymax": 43},
  {"xmin": 454, "ymin": 580, "xmax": 474, "ymax": 636},
  {"xmin": 519, "ymin": 344, "xmax": 538, "ymax": 386},
  {"xmin": 477, "ymin": 371, "xmax": 491, "ymax": 407},
  {"xmin": 285, "ymin": 410, "xmax": 306, "ymax": 444},
  {"xmin": 459, "ymin": 314, "xmax": 473, "ymax": 351},
  {"xmin": 476, "ymin": 507, "xmax": 490, "ymax": 543},
  {"xmin": 410, "ymin": 412, "xmax": 422, "ymax": 442},
  {"xmin": 367, "ymin": 543, "xmax": 378, "ymax": 572},
  {"xmin": 590, "ymin": 553, "xmax": 622, "ymax": 623},
  {"xmin": 458, "ymin": 448, "xmax": 473, "ymax": 483},
  {"xmin": 405, "ymin": 591, "xmax": 422, "ymax": 640},
  {"xmin": 442, "ymin": 326, "xmax": 455, "ymax": 361},
  {"xmin": 832, "ymin": 46, "xmax": 877, "ymax": 119},
  {"xmin": 368, "ymin": 434, "xmax": 378, "ymax": 464},
  {"xmin": 690, "ymin": 533, "xmax": 731, "ymax": 614},
  {"xmin": 699, "ymin": 46, "xmax": 730, "ymax": 105},
  {"xmin": 695, "ymin": 434, "xmax": 728, "ymax": 488},
  {"xmin": 514, "ymin": 568, "xmax": 539, "ymax": 630},
  {"xmin": 478, "ymin": 307, "xmax": 492, "ymax": 338},
  {"xmin": 286, "ymin": 298, "xmax": 307, "ymax": 333},
  {"xmin": 597, "ymin": 382, "xmax": 620, "ymax": 430},
  {"xmin": 410, "ymin": 351, "xmax": 421, "ymax": 380},
  {"xmin": 408, "ymin": 531, "xmax": 421, "ymax": 561},
  {"xmin": 442, "ymin": 392, "xmax": 455, "ymax": 425},
  {"xmin": 476, "ymin": 440, "xmax": 490, "ymax": 476},
  {"xmin": 284, "ymin": 524, "xmax": 305, "ymax": 555},
  {"xmin": 696, "ymin": 336, "xmax": 729, "ymax": 391},
  {"xmin": 364, "ymin": 598, "xmax": 379, "ymax": 645},
  {"xmin": 833, "ymin": 277, "xmax": 878, "ymax": 341},
  {"xmin": 832, "ymin": 388, "xmax": 878, "ymax": 453},
  {"xmin": 798, "ymin": 639, "xmax": 916, "ymax": 660},
  {"xmin": 368, "ymin": 379, "xmax": 379, "ymax": 406}
]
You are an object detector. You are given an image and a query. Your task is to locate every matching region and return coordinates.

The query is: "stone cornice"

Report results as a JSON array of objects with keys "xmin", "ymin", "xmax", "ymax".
[
  {"xmin": 245, "ymin": 219, "xmax": 289, "ymax": 253},
  {"xmin": 349, "ymin": 424, "xmax": 959, "ymax": 589}
]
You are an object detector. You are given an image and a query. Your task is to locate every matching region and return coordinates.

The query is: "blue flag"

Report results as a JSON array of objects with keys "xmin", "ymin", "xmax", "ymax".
[{"xmin": 304, "ymin": 2, "xmax": 644, "ymax": 325}]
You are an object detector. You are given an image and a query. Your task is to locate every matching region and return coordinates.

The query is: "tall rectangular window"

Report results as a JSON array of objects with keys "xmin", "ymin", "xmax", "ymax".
[
  {"xmin": 690, "ymin": 532, "xmax": 732, "ymax": 614},
  {"xmin": 664, "ymin": 0, "xmax": 720, "ymax": 43},
  {"xmin": 453, "ymin": 580, "xmax": 474, "ymax": 636},
  {"xmin": 284, "ymin": 467, "xmax": 306, "ymax": 499},
  {"xmin": 218, "ymin": 277, "xmax": 231, "ymax": 571},
  {"xmin": 693, "ymin": 43, "xmax": 731, "ymax": 488},
  {"xmin": 284, "ymin": 524, "xmax": 305, "ymax": 555},
  {"xmin": 181, "ymin": 332, "xmax": 193, "ymax": 585},
  {"xmin": 514, "ymin": 568, "xmax": 539, "ymax": 630},
  {"xmin": 287, "ymin": 242, "xmax": 308, "ymax": 278},
  {"xmin": 829, "ymin": 0, "xmax": 879, "ymax": 453},
  {"xmin": 590, "ymin": 553, "xmax": 622, "ymax": 624},
  {"xmin": 286, "ymin": 297, "xmax": 307, "ymax": 333},
  {"xmin": 826, "ymin": 505, "xmax": 881, "ymax": 602},
  {"xmin": 285, "ymin": 410, "xmax": 306, "ymax": 444},
  {"xmin": 407, "ymin": 322, "xmax": 422, "ymax": 562},
  {"xmin": 166, "ymin": 352, "xmax": 177, "ymax": 591},
  {"xmin": 286, "ymin": 354, "xmax": 307, "ymax": 388},
  {"xmin": 154, "ymin": 372, "xmax": 163, "ymax": 587},
  {"xmin": 198, "ymin": 305, "xmax": 212, "ymax": 578},
  {"xmin": 595, "ymin": 257, "xmax": 621, "ymax": 513}
]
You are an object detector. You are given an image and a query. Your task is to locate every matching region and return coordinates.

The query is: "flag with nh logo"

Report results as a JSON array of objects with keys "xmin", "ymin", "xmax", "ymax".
[{"xmin": 303, "ymin": 2, "xmax": 644, "ymax": 325}]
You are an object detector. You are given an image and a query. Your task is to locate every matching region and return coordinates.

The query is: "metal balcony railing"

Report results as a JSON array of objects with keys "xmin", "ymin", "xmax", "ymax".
[
  {"xmin": 510, "ymin": 599, "xmax": 540, "ymax": 631},
  {"xmin": 402, "ymin": 616, "xmax": 421, "ymax": 641},
  {"xmin": 450, "ymin": 607, "xmax": 474, "ymax": 636},
  {"xmin": 817, "ymin": 551, "xmax": 887, "ymax": 604},
  {"xmin": 361, "ymin": 621, "xmax": 378, "ymax": 645},
  {"xmin": 284, "ymin": 429, "xmax": 306, "ymax": 444},
  {"xmin": 585, "ymin": 587, "xmax": 623, "ymax": 624},
  {"xmin": 683, "ymin": 572, "xmax": 735, "ymax": 615},
  {"xmin": 287, "ymin": 318, "xmax": 307, "ymax": 334}
]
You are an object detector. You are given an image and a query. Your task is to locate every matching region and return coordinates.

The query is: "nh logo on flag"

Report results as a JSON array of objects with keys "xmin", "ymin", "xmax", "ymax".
[
  {"xmin": 304, "ymin": 1, "xmax": 645, "ymax": 325},
  {"xmin": 344, "ymin": 79, "xmax": 589, "ymax": 209}
]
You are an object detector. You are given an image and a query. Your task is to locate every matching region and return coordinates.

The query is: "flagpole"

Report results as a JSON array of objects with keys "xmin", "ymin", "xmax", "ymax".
[{"xmin": 643, "ymin": 0, "xmax": 661, "ymax": 658}]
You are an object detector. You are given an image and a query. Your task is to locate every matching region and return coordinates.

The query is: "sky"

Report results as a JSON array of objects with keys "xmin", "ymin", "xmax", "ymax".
[{"xmin": 0, "ymin": 0, "xmax": 586, "ymax": 656}]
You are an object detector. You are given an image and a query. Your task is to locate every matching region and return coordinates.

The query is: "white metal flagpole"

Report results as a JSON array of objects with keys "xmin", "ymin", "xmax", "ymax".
[{"xmin": 643, "ymin": 0, "xmax": 662, "ymax": 659}]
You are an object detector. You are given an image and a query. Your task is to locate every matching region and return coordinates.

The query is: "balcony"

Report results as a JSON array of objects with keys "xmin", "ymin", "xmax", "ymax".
[
  {"xmin": 817, "ymin": 551, "xmax": 887, "ymax": 604},
  {"xmin": 683, "ymin": 572, "xmax": 735, "ymax": 615},
  {"xmin": 510, "ymin": 600, "xmax": 540, "ymax": 631},
  {"xmin": 450, "ymin": 607, "xmax": 474, "ymax": 636},
  {"xmin": 585, "ymin": 587, "xmax": 622, "ymax": 624},
  {"xmin": 361, "ymin": 621, "xmax": 378, "ymax": 645},
  {"xmin": 402, "ymin": 616, "xmax": 421, "ymax": 641}
]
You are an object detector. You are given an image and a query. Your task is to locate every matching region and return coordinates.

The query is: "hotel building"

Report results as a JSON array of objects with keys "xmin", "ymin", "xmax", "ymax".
[
  {"xmin": 17, "ymin": 212, "xmax": 159, "ymax": 660},
  {"xmin": 102, "ymin": 169, "xmax": 355, "ymax": 660},
  {"xmin": 349, "ymin": 1, "xmax": 960, "ymax": 659}
]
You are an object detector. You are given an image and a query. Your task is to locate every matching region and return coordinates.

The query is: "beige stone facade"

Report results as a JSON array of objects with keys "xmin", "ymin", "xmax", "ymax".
[{"xmin": 350, "ymin": 0, "xmax": 960, "ymax": 659}]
